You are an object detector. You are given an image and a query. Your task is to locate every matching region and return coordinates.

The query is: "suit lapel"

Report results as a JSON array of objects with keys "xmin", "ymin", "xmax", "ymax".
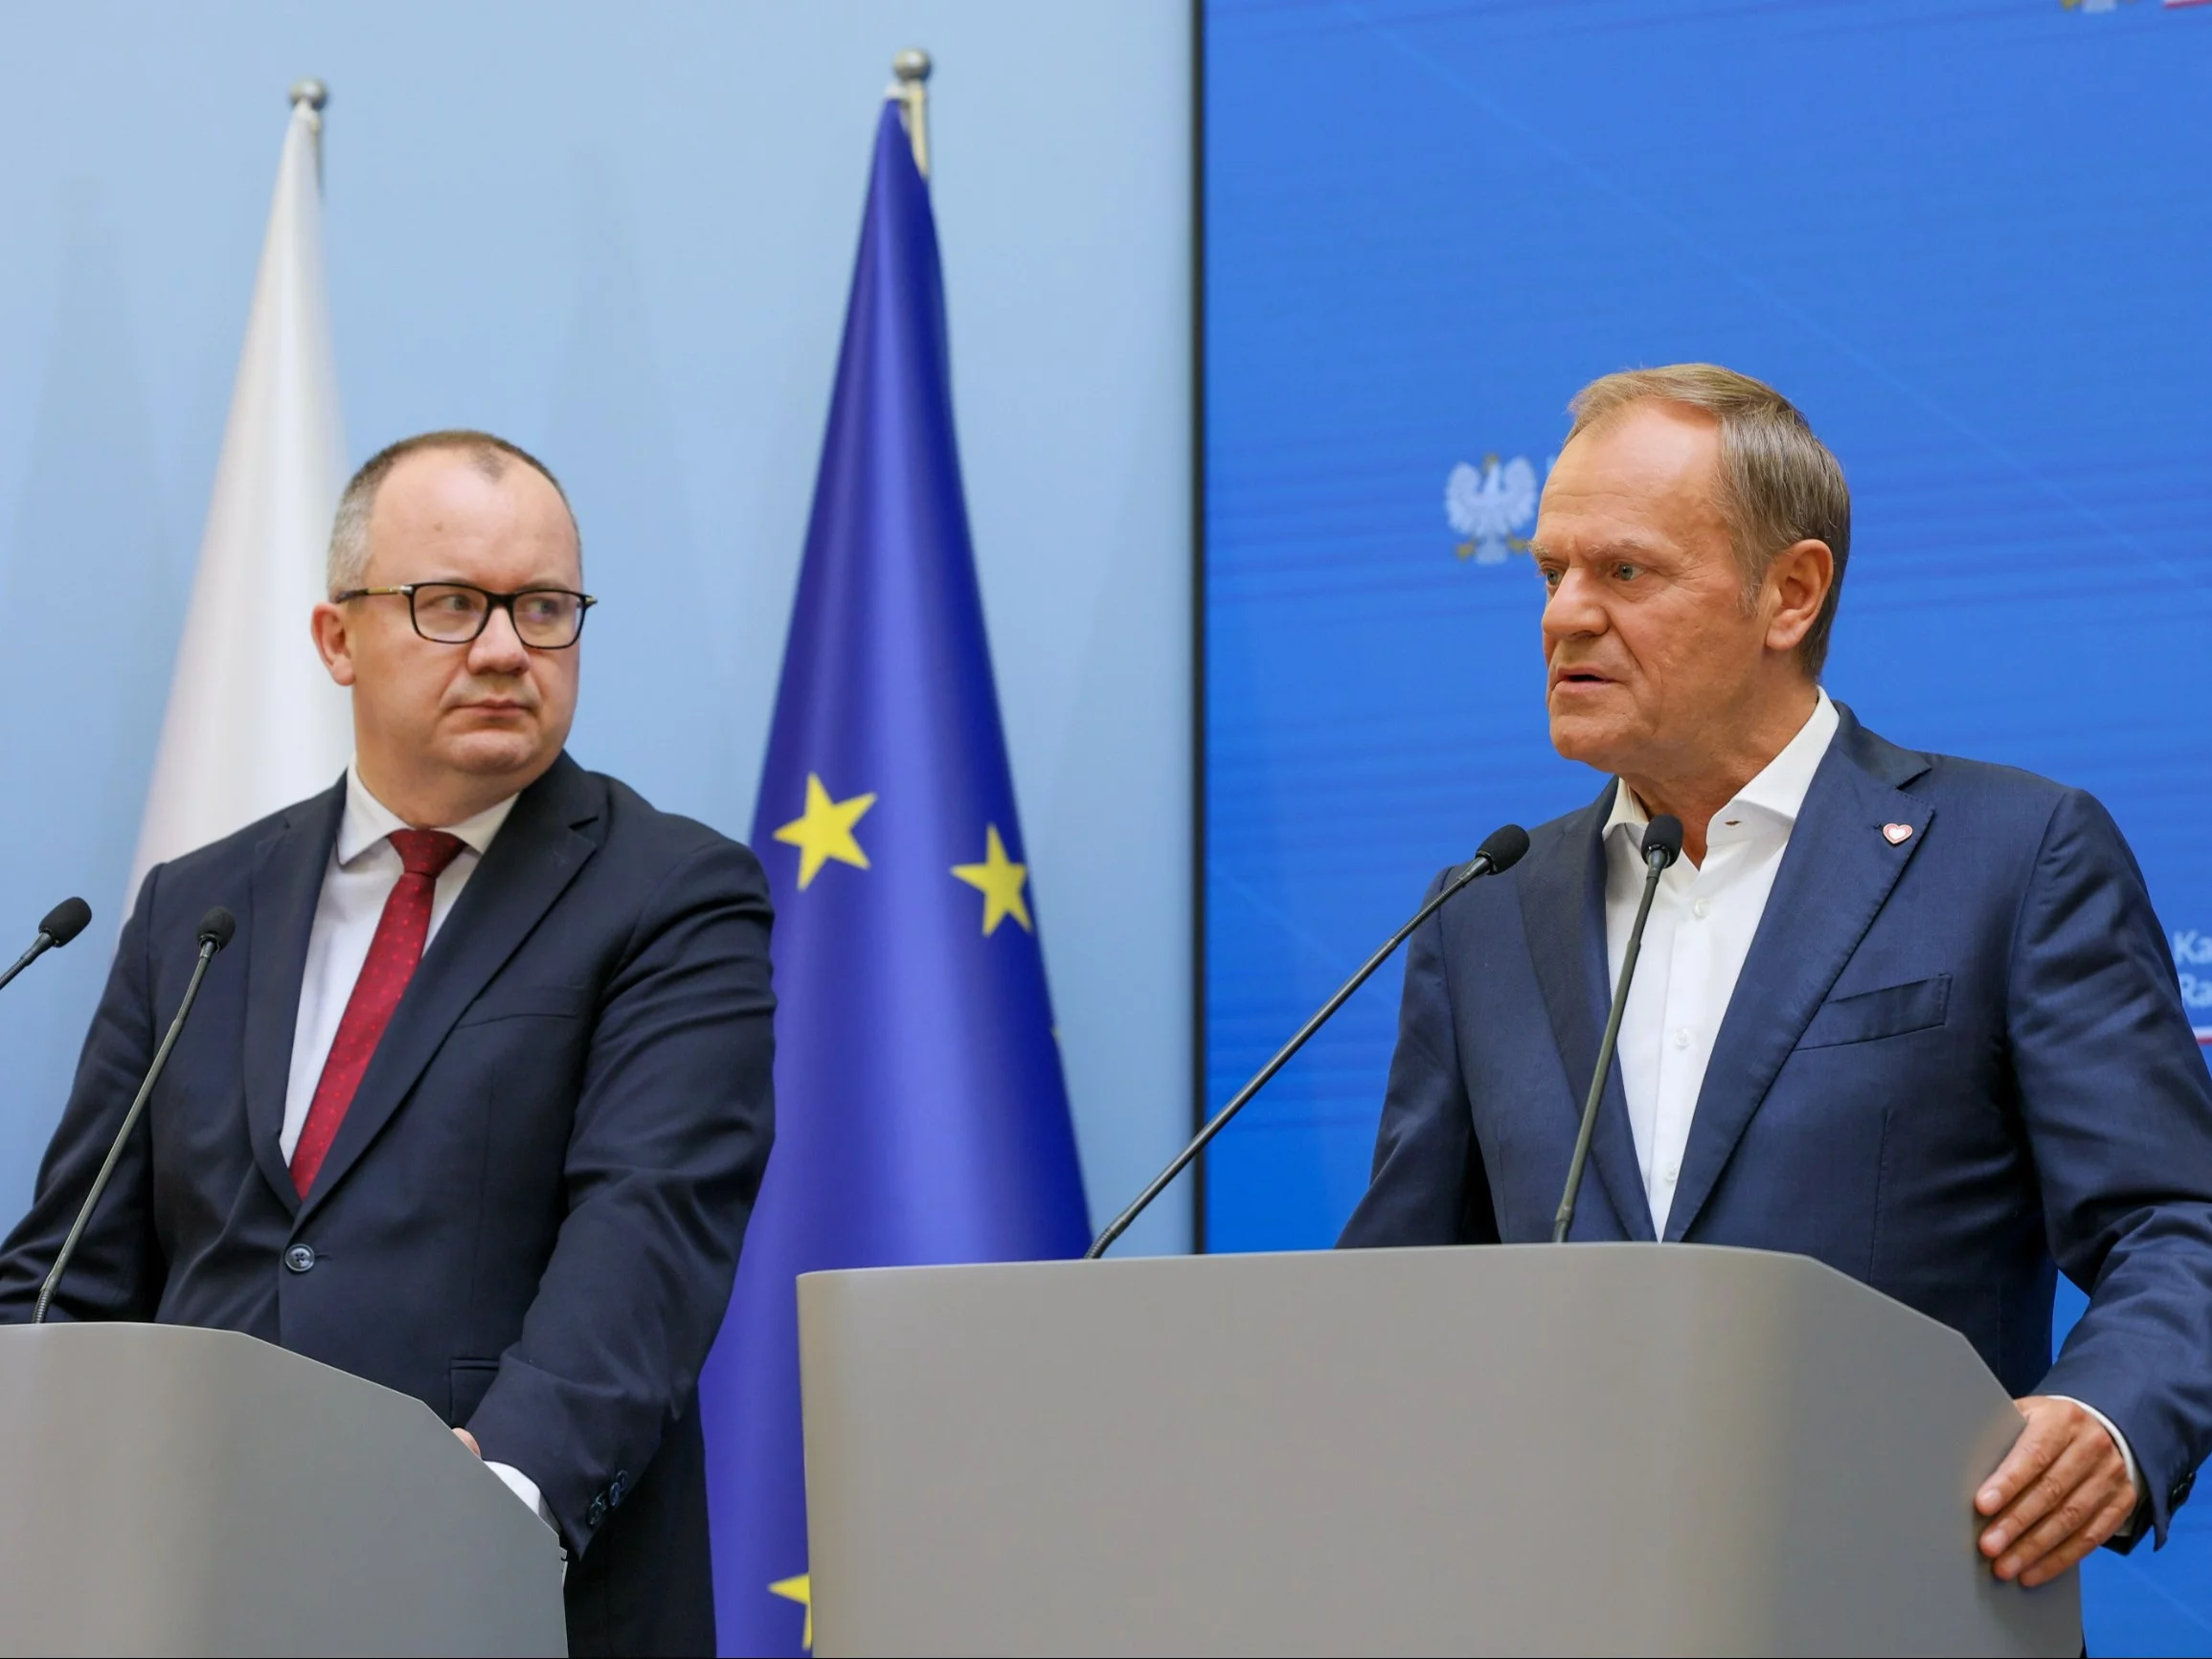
[
  {"xmin": 1517, "ymin": 783, "xmax": 1656, "ymax": 1243},
  {"xmin": 1663, "ymin": 712, "xmax": 1933, "ymax": 1241},
  {"xmin": 242, "ymin": 778, "xmax": 348, "ymax": 1216},
  {"xmin": 297, "ymin": 756, "xmax": 604, "ymax": 1220}
]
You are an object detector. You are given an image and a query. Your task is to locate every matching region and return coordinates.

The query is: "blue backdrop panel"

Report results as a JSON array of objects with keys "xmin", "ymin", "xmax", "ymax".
[{"xmin": 1202, "ymin": 1, "xmax": 2210, "ymax": 1648}]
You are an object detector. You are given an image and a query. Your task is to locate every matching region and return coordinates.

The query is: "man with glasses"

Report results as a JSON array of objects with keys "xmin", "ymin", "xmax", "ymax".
[{"xmin": 0, "ymin": 431, "xmax": 775, "ymax": 1658}]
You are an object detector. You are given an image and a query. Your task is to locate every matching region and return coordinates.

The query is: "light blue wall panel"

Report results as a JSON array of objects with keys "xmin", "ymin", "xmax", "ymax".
[{"xmin": 0, "ymin": 0, "xmax": 1192, "ymax": 1253}]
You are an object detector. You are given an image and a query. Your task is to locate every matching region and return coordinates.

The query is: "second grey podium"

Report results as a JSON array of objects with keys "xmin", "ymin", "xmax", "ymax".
[
  {"xmin": 799, "ymin": 1243, "xmax": 2081, "ymax": 1656},
  {"xmin": 0, "ymin": 1323, "xmax": 567, "ymax": 1656}
]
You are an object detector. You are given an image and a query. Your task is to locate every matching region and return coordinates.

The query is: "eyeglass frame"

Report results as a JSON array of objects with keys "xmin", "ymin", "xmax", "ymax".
[{"xmin": 332, "ymin": 581, "xmax": 598, "ymax": 649}]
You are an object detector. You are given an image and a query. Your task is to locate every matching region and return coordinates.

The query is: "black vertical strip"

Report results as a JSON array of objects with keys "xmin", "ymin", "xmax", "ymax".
[{"xmin": 1189, "ymin": 0, "xmax": 1210, "ymax": 1255}]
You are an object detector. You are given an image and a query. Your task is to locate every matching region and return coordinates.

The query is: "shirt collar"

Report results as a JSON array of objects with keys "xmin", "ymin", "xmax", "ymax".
[
  {"xmin": 1602, "ymin": 688, "xmax": 1840, "ymax": 845},
  {"xmin": 336, "ymin": 761, "xmax": 521, "ymax": 868}
]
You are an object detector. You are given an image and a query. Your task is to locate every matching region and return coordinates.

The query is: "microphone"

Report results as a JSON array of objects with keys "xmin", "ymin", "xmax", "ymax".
[
  {"xmin": 1086, "ymin": 823, "xmax": 1531, "ymax": 1259},
  {"xmin": 33, "ymin": 907, "xmax": 237, "ymax": 1324},
  {"xmin": 0, "ymin": 897, "xmax": 94, "ymax": 997},
  {"xmin": 1549, "ymin": 814, "xmax": 1682, "ymax": 1244}
]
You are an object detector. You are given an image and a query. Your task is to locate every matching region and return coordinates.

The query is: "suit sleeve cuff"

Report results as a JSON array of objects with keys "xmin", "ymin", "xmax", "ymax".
[{"xmin": 2052, "ymin": 1394, "xmax": 2146, "ymax": 1536}]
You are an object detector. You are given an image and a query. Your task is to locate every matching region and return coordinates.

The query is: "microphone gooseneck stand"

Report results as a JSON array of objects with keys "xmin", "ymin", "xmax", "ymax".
[
  {"xmin": 1086, "ymin": 823, "xmax": 1531, "ymax": 1260},
  {"xmin": 1549, "ymin": 815, "xmax": 1682, "ymax": 1244},
  {"xmin": 34, "ymin": 908, "xmax": 235, "ymax": 1325}
]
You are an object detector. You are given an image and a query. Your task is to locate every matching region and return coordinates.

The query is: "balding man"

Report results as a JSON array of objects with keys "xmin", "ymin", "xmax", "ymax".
[
  {"xmin": 1343, "ymin": 367, "xmax": 2212, "ymax": 1590},
  {"xmin": 0, "ymin": 431, "xmax": 775, "ymax": 1656}
]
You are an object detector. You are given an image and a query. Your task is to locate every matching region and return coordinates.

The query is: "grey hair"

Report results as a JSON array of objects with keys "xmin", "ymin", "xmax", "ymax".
[
  {"xmin": 326, "ymin": 430, "xmax": 579, "ymax": 596},
  {"xmin": 1566, "ymin": 364, "xmax": 1851, "ymax": 676}
]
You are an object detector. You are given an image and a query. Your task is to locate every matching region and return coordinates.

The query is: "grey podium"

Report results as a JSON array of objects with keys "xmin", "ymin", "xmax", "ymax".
[
  {"xmin": 0, "ymin": 1322, "xmax": 567, "ymax": 1656},
  {"xmin": 799, "ymin": 1243, "xmax": 2081, "ymax": 1656}
]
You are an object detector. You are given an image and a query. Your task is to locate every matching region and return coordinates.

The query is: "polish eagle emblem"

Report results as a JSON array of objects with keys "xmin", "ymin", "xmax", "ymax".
[{"xmin": 1445, "ymin": 453, "xmax": 1540, "ymax": 565}]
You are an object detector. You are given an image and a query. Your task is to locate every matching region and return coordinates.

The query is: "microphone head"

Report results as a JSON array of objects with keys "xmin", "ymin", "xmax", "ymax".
[
  {"xmin": 196, "ymin": 908, "xmax": 237, "ymax": 952},
  {"xmin": 1476, "ymin": 823, "xmax": 1531, "ymax": 874},
  {"xmin": 1642, "ymin": 815, "xmax": 1685, "ymax": 869},
  {"xmin": 38, "ymin": 897, "xmax": 91, "ymax": 948}
]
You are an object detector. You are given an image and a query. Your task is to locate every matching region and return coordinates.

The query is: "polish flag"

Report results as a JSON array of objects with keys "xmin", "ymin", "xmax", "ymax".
[{"xmin": 125, "ymin": 84, "xmax": 351, "ymax": 908}]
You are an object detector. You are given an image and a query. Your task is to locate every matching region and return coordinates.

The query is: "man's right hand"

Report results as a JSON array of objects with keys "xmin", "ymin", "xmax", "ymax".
[{"xmin": 1975, "ymin": 1395, "xmax": 2136, "ymax": 1588}]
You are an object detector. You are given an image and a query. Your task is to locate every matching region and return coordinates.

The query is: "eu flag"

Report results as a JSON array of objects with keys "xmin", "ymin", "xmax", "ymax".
[{"xmin": 699, "ymin": 98, "xmax": 1093, "ymax": 1656}]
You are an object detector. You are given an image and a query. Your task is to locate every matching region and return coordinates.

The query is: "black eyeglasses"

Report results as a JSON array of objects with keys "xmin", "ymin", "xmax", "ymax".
[{"xmin": 335, "ymin": 582, "xmax": 597, "ymax": 649}]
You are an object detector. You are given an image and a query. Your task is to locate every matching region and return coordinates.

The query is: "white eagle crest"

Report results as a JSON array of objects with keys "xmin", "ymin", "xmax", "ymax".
[{"xmin": 1446, "ymin": 454, "xmax": 1539, "ymax": 565}]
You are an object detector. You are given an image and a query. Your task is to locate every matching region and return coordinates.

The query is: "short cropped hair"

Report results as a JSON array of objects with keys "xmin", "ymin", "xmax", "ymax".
[
  {"xmin": 1567, "ymin": 364, "xmax": 1850, "ymax": 677},
  {"xmin": 326, "ymin": 430, "xmax": 579, "ymax": 596}
]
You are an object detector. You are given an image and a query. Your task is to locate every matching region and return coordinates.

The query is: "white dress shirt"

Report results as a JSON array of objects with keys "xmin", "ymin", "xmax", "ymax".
[
  {"xmin": 1602, "ymin": 692, "xmax": 1841, "ymax": 1239},
  {"xmin": 284, "ymin": 764, "xmax": 553, "ymax": 1532},
  {"xmin": 1600, "ymin": 690, "xmax": 2142, "ymax": 1507}
]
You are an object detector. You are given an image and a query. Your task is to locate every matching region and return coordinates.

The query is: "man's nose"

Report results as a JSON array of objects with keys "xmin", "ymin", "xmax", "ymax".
[
  {"xmin": 1542, "ymin": 567, "xmax": 1609, "ymax": 645},
  {"xmin": 468, "ymin": 604, "xmax": 532, "ymax": 673}
]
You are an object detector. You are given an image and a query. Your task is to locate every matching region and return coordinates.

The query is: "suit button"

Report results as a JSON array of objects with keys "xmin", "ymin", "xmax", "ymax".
[
  {"xmin": 587, "ymin": 1492, "xmax": 608, "ymax": 1528},
  {"xmin": 283, "ymin": 1244, "xmax": 316, "ymax": 1273},
  {"xmin": 609, "ymin": 1469, "xmax": 631, "ymax": 1507},
  {"xmin": 2174, "ymin": 1469, "xmax": 2196, "ymax": 1506}
]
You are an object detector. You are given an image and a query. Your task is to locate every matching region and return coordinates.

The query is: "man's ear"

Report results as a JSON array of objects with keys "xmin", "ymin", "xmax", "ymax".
[
  {"xmin": 1762, "ymin": 539, "xmax": 1834, "ymax": 656},
  {"xmin": 310, "ymin": 601, "xmax": 358, "ymax": 687}
]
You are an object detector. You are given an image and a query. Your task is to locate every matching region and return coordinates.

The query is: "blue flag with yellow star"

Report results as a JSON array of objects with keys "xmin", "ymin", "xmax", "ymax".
[{"xmin": 698, "ymin": 98, "xmax": 1093, "ymax": 1656}]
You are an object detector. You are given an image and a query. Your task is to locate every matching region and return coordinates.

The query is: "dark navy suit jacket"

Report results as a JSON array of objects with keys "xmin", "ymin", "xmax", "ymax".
[
  {"xmin": 1342, "ymin": 706, "xmax": 2212, "ymax": 1545},
  {"xmin": 0, "ymin": 753, "xmax": 776, "ymax": 1656}
]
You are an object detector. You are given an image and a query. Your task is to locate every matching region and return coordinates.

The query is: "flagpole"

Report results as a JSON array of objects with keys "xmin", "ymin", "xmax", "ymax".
[{"xmin": 891, "ymin": 49, "xmax": 931, "ymax": 176}]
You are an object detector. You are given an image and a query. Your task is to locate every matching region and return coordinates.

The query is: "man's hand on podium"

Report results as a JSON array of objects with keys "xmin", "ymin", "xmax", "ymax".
[
  {"xmin": 1975, "ymin": 1396, "xmax": 2136, "ymax": 1587},
  {"xmin": 454, "ymin": 1427, "xmax": 482, "ymax": 1457}
]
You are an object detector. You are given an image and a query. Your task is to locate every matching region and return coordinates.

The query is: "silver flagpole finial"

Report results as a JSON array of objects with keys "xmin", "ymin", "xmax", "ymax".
[
  {"xmin": 289, "ymin": 79, "xmax": 328, "ymax": 183},
  {"xmin": 890, "ymin": 50, "xmax": 931, "ymax": 177}
]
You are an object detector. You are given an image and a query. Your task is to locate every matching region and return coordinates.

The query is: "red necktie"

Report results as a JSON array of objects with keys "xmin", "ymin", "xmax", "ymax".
[{"xmin": 290, "ymin": 829, "xmax": 467, "ymax": 1197}]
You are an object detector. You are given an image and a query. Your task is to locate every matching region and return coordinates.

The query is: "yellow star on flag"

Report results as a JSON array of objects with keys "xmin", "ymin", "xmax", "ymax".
[
  {"xmin": 774, "ymin": 774, "xmax": 876, "ymax": 889},
  {"xmin": 951, "ymin": 824, "xmax": 1032, "ymax": 935},
  {"xmin": 769, "ymin": 1571, "xmax": 813, "ymax": 1651}
]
